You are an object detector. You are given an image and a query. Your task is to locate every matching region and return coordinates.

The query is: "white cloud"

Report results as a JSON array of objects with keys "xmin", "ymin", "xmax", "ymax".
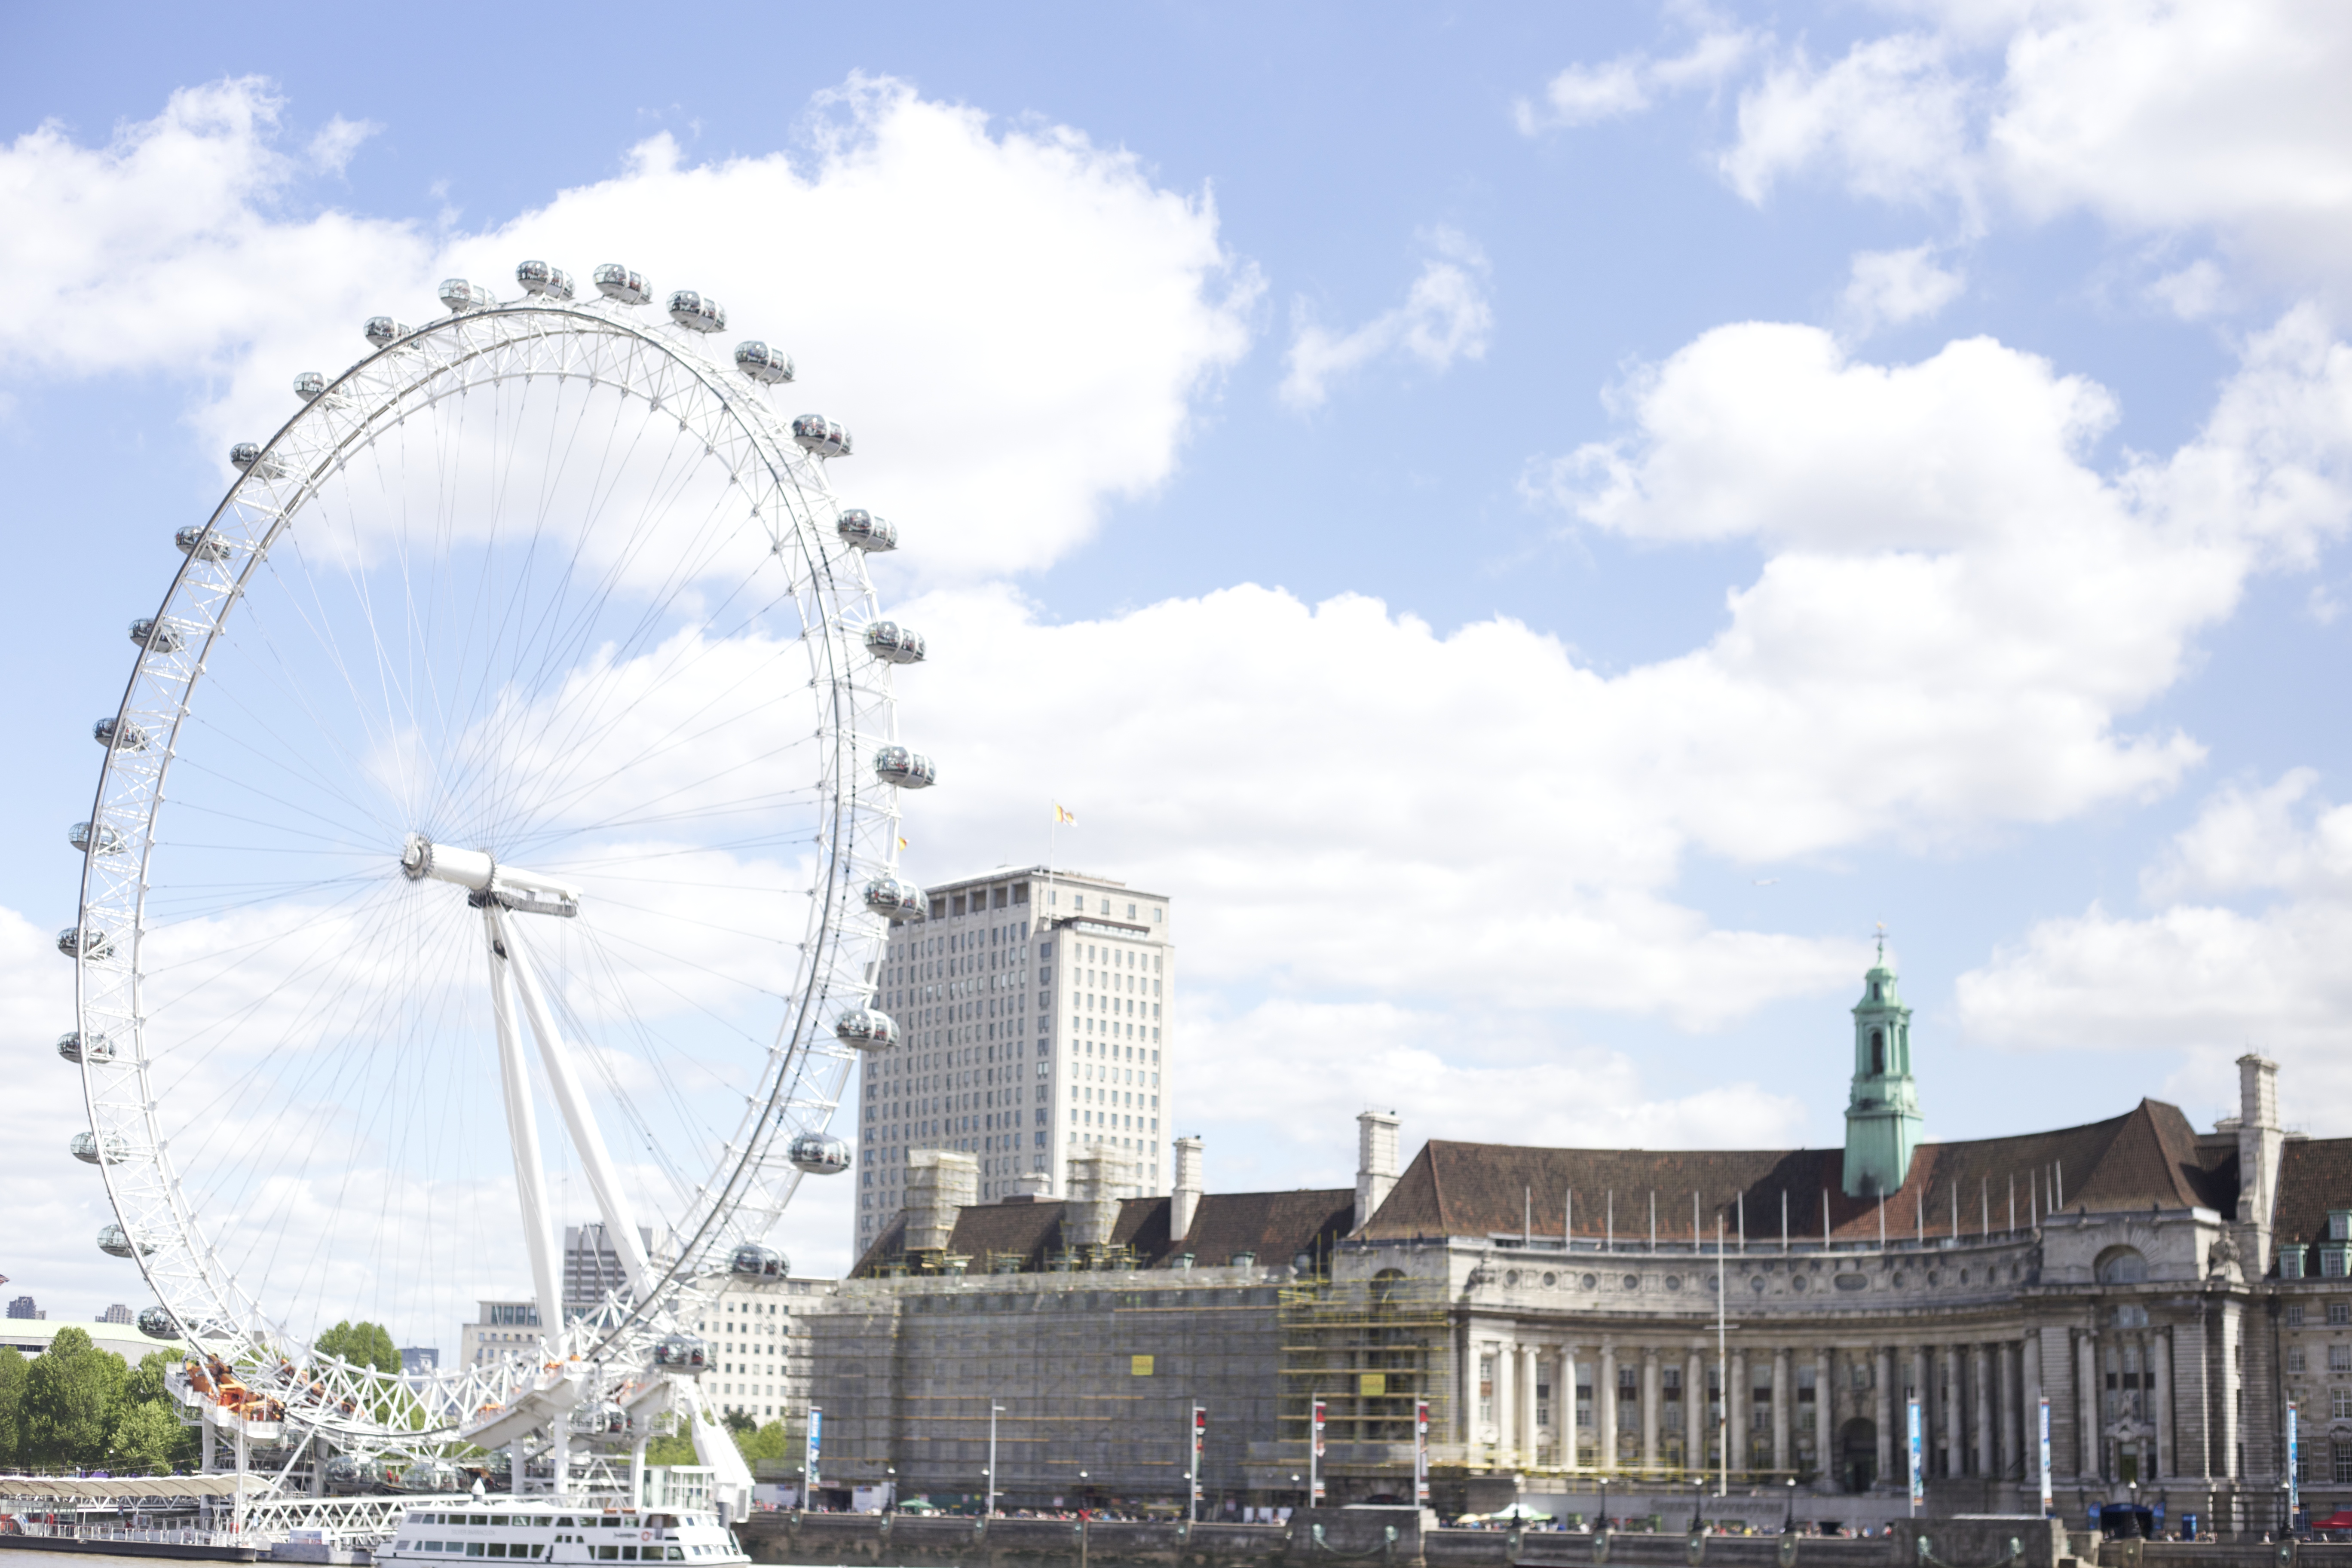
[
  {"xmin": 1280, "ymin": 231, "xmax": 1491, "ymax": 410},
  {"xmin": 1516, "ymin": 29, "xmax": 1756, "ymax": 133},
  {"xmin": 1956, "ymin": 768, "xmax": 2352, "ymax": 1130},
  {"xmin": 1841, "ymin": 244, "xmax": 1969, "ymax": 335},
  {"xmin": 0, "ymin": 74, "xmax": 1256, "ymax": 583},
  {"xmin": 1718, "ymin": 3, "xmax": 2352, "ymax": 298},
  {"xmin": 1721, "ymin": 33, "xmax": 1981, "ymax": 215},
  {"xmin": 2147, "ymin": 258, "xmax": 2231, "ymax": 321}
]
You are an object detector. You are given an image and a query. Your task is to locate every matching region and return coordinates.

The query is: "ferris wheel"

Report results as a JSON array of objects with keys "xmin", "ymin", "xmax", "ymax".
[{"xmin": 61, "ymin": 260, "xmax": 930, "ymax": 1476}]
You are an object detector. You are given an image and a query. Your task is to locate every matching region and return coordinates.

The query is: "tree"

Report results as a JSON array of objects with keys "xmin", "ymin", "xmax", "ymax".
[
  {"xmin": 642, "ymin": 1429, "xmax": 698, "ymax": 1466},
  {"xmin": 315, "ymin": 1320, "xmax": 401, "ymax": 1376},
  {"xmin": 734, "ymin": 1420, "xmax": 790, "ymax": 1464},
  {"xmin": 121, "ymin": 1351, "xmax": 199, "ymax": 1470},
  {"xmin": 720, "ymin": 1408, "xmax": 755, "ymax": 1437},
  {"xmin": 107, "ymin": 1398, "xmax": 182, "ymax": 1472},
  {"xmin": 0, "ymin": 1344, "xmax": 25, "ymax": 1468},
  {"xmin": 21, "ymin": 1327, "xmax": 128, "ymax": 1468}
]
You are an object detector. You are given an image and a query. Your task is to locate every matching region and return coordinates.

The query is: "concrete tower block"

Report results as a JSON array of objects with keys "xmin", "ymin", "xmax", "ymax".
[
  {"xmin": 905, "ymin": 1150, "xmax": 977, "ymax": 1253},
  {"xmin": 1171, "ymin": 1137, "xmax": 1204, "ymax": 1245},
  {"xmin": 1357, "ymin": 1110, "xmax": 1401, "ymax": 1231}
]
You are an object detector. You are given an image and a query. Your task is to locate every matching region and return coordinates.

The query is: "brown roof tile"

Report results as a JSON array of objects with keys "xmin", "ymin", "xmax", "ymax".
[
  {"xmin": 1360, "ymin": 1099, "xmax": 2234, "ymax": 1243},
  {"xmin": 851, "ymin": 1188, "xmax": 1356, "ymax": 1277}
]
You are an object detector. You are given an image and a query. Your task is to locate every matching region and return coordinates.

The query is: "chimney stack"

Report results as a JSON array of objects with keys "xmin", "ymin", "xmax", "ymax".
[
  {"xmin": 1065, "ymin": 1146, "xmax": 1136, "ymax": 1250},
  {"xmin": 1356, "ymin": 1110, "xmax": 1401, "ymax": 1232},
  {"xmin": 905, "ymin": 1150, "xmax": 978, "ymax": 1253},
  {"xmin": 2236, "ymin": 1054, "xmax": 2283, "ymax": 1242},
  {"xmin": 1171, "ymin": 1137, "xmax": 1204, "ymax": 1244}
]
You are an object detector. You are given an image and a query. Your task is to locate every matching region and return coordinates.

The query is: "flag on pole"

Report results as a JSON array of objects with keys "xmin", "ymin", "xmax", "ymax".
[
  {"xmin": 1054, "ymin": 803, "xmax": 1077, "ymax": 824},
  {"xmin": 897, "ymin": 836, "xmax": 909, "ymax": 851}
]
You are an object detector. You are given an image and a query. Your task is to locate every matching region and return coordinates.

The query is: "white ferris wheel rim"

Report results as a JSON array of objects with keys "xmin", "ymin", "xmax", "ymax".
[{"xmin": 67, "ymin": 280, "xmax": 916, "ymax": 1454}]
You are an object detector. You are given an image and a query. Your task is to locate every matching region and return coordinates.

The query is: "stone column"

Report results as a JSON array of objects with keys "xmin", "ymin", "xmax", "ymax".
[
  {"xmin": 1599, "ymin": 1340, "xmax": 1619, "ymax": 1474},
  {"xmin": 1494, "ymin": 1336, "xmax": 1515, "ymax": 1464},
  {"xmin": 2077, "ymin": 1332, "xmax": 2101, "ymax": 1482},
  {"xmin": 1999, "ymin": 1341, "xmax": 2020, "ymax": 1480},
  {"xmin": 1773, "ymin": 1346, "xmax": 1792, "ymax": 1475},
  {"xmin": 1876, "ymin": 1347, "xmax": 1895, "ymax": 1490},
  {"xmin": 1730, "ymin": 1347, "xmax": 1748, "ymax": 1478},
  {"xmin": 1564, "ymin": 1345, "xmax": 1583, "ymax": 1473},
  {"xmin": 1972, "ymin": 1344, "xmax": 1993, "ymax": 1478},
  {"xmin": 1642, "ymin": 1346, "xmax": 1661, "ymax": 1475},
  {"xmin": 2150, "ymin": 1330, "xmax": 2172, "ymax": 1481},
  {"xmin": 1687, "ymin": 1345, "xmax": 1706, "ymax": 1479},
  {"xmin": 1939, "ymin": 1345, "xmax": 1960, "ymax": 1478},
  {"xmin": 1816, "ymin": 1347, "xmax": 1834, "ymax": 1485},
  {"xmin": 2022, "ymin": 1332, "xmax": 2045, "ymax": 1481},
  {"xmin": 1518, "ymin": 1343, "xmax": 1539, "ymax": 1469}
]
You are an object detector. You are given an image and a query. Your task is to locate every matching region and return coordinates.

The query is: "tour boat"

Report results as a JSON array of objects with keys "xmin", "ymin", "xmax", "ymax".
[{"xmin": 377, "ymin": 1504, "xmax": 749, "ymax": 1566}]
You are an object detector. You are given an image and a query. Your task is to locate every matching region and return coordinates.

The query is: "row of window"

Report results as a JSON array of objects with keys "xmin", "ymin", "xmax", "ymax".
[
  {"xmin": 2288, "ymin": 1303, "xmax": 2352, "ymax": 1326},
  {"xmin": 2288, "ymin": 1346, "xmax": 2352, "ymax": 1374}
]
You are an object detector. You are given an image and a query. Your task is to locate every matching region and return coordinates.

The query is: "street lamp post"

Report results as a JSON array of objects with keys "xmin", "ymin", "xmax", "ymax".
[
  {"xmin": 884, "ymin": 1467, "xmax": 896, "ymax": 1516},
  {"xmin": 1783, "ymin": 1477, "xmax": 1796, "ymax": 1535},
  {"xmin": 987, "ymin": 1404, "xmax": 1004, "ymax": 1516}
]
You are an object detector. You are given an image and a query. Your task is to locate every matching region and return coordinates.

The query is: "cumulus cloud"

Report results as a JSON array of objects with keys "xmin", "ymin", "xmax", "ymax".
[
  {"xmin": 1840, "ymin": 244, "xmax": 1969, "ymax": 336},
  {"xmin": 1280, "ymin": 231, "xmax": 1491, "ymax": 409},
  {"xmin": 1718, "ymin": 3, "xmax": 2352, "ymax": 299},
  {"xmin": 0, "ymin": 74, "xmax": 1255, "ymax": 582},
  {"xmin": 1515, "ymin": 28, "xmax": 1757, "ymax": 132},
  {"xmin": 1956, "ymin": 768, "xmax": 2352, "ymax": 1129}
]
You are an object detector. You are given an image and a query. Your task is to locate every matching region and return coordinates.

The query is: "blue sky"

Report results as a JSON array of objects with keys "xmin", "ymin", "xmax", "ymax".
[{"xmin": 6, "ymin": 2, "xmax": 2352, "ymax": 1329}]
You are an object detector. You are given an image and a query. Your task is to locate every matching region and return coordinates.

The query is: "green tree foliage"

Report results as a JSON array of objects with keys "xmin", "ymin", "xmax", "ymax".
[
  {"xmin": 0, "ymin": 1344, "xmax": 26, "ymax": 1468},
  {"xmin": 21, "ymin": 1327, "xmax": 128, "ymax": 1468},
  {"xmin": 315, "ymin": 1320, "xmax": 401, "ymax": 1376},
  {"xmin": 720, "ymin": 1409, "xmax": 755, "ymax": 1437},
  {"xmin": 107, "ymin": 1399, "xmax": 182, "ymax": 1471},
  {"xmin": 641, "ymin": 1430, "xmax": 699, "ymax": 1466},
  {"xmin": 734, "ymin": 1420, "xmax": 790, "ymax": 1464}
]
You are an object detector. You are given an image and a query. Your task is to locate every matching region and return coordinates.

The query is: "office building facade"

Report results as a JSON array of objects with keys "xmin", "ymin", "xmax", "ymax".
[{"xmin": 854, "ymin": 865, "xmax": 1174, "ymax": 1258}]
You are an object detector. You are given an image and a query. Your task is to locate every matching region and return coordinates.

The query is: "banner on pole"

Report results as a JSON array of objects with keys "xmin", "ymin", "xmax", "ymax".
[
  {"xmin": 1311, "ymin": 1397, "xmax": 1327, "ymax": 1505},
  {"xmin": 1190, "ymin": 1406, "xmax": 1207, "ymax": 1522},
  {"xmin": 807, "ymin": 1406, "xmax": 824, "ymax": 1493},
  {"xmin": 1907, "ymin": 1397, "xmax": 1923, "ymax": 1511},
  {"xmin": 1414, "ymin": 1399, "xmax": 1430, "ymax": 1508},
  {"xmin": 2290, "ymin": 1401, "xmax": 2301, "ymax": 1522},
  {"xmin": 2037, "ymin": 1396, "xmax": 2052, "ymax": 1516}
]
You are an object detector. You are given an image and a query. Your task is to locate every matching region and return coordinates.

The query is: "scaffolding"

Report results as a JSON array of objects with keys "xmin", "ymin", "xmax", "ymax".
[{"xmin": 1277, "ymin": 1274, "xmax": 1454, "ymax": 1485}]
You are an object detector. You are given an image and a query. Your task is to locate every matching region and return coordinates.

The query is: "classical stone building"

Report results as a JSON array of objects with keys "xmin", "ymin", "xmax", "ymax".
[{"xmin": 808, "ymin": 952, "xmax": 2334, "ymax": 1527}]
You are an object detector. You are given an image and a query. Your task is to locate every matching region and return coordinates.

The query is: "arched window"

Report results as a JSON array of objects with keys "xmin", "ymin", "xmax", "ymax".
[
  {"xmin": 1870, "ymin": 1028, "xmax": 1885, "ymax": 1075},
  {"xmin": 1871, "ymin": 981, "xmax": 1882, "ymax": 1001},
  {"xmin": 2095, "ymin": 1246, "xmax": 2148, "ymax": 1285}
]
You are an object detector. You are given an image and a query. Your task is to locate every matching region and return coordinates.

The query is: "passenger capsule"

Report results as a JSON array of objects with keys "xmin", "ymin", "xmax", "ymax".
[
  {"xmin": 70, "ymin": 821, "xmax": 126, "ymax": 856},
  {"xmin": 835, "ymin": 509, "xmax": 898, "ymax": 553},
  {"xmin": 230, "ymin": 443, "xmax": 286, "ymax": 479},
  {"xmin": 862, "ymin": 875, "xmax": 924, "ymax": 922},
  {"xmin": 871, "ymin": 746, "xmax": 936, "ymax": 790},
  {"xmin": 94, "ymin": 717, "xmax": 152, "ymax": 751},
  {"xmin": 792, "ymin": 414, "xmax": 852, "ymax": 458},
  {"xmin": 175, "ymin": 526, "xmax": 232, "ymax": 562},
  {"xmin": 864, "ymin": 621, "xmax": 926, "ymax": 666},
  {"xmin": 364, "ymin": 317, "xmax": 410, "ymax": 348},
  {"xmin": 652, "ymin": 1333, "xmax": 707, "ymax": 1369},
  {"xmin": 130, "ymin": 617, "xmax": 187, "ymax": 654},
  {"xmin": 516, "ymin": 260, "xmax": 575, "ymax": 300},
  {"xmin": 733, "ymin": 341, "xmax": 793, "ymax": 385},
  {"xmin": 58, "ymin": 1031, "xmax": 113, "ymax": 1065},
  {"xmin": 398, "ymin": 1459, "xmax": 461, "ymax": 1494},
  {"xmin": 787, "ymin": 1133, "xmax": 853, "ymax": 1176},
  {"xmin": 294, "ymin": 372, "xmax": 327, "ymax": 402},
  {"xmin": 58, "ymin": 926, "xmax": 114, "ymax": 961},
  {"xmin": 71, "ymin": 1130, "xmax": 130, "ymax": 1165},
  {"xmin": 136, "ymin": 1305, "xmax": 179, "ymax": 1340},
  {"xmin": 324, "ymin": 1455, "xmax": 379, "ymax": 1488},
  {"xmin": 728, "ymin": 1243, "xmax": 788, "ymax": 1278},
  {"xmin": 833, "ymin": 1005, "xmax": 900, "ymax": 1051},
  {"xmin": 439, "ymin": 278, "xmax": 497, "ymax": 314},
  {"xmin": 97, "ymin": 1224, "xmax": 153, "ymax": 1259},
  {"xmin": 593, "ymin": 264, "xmax": 650, "ymax": 305},
  {"xmin": 667, "ymin": 291, "xmax": 726, "ymax": 333}
]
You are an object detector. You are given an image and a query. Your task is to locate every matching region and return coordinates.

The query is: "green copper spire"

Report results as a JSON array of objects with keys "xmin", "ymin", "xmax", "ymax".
[{"xmin": 1843, "ymin": 931, "xmax": 1922, "ymax": 1198}]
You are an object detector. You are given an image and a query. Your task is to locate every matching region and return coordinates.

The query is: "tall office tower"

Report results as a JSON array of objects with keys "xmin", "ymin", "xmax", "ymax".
[
  {"xmin": 563, "ymin": 1222, "xmax": 651, "ymax": 1320},
  {"xmin": 852, "ymin": 867, "xmax": 1174, "ymax": 1259}
]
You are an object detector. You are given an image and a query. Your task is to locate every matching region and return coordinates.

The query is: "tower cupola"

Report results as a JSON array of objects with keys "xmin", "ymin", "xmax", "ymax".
[{"xmin": 1842, "ymin": 936, "xmax": 1923, "ymax": 1197}]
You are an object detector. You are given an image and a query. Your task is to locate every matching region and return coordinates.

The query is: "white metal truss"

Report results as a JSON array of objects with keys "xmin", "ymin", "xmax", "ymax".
[{"xmin": 68, "ymin": 283, "xmax": 913, "ymax": 1465}]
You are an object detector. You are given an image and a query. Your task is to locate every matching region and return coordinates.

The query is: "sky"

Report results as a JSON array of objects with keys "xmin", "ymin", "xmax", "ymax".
[{"xmin": 6, "ymin": 0, "xmax": 2352, "ymax": 1339}]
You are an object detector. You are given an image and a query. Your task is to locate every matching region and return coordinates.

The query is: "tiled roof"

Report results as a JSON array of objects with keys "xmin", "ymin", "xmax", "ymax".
[
  {"xmin": 2273, "ymin": 1137, "xmax": 2352, "ymax": 1249},
  {"xmin": 851, "ymin": 1188, "xmax": 1357, "ymax": 1277},
  {"xmin": 1359, "ymin": 1099, "xmax": 2233, "ymax": 1243}
]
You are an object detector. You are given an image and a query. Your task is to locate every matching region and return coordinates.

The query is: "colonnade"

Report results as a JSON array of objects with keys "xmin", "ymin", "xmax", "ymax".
[{"xmin": 1473, "ymin": 1330, "xmax": 2047, "ymax": 1488}]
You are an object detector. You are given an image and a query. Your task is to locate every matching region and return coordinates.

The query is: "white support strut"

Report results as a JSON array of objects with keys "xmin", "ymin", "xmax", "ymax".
[
  {"xmin": 485, "ymin": 903, "xmax": 567, "ymax": 1344},
  {"xmin": 496, "ymin": 909, "xmax": 653, "ymax": 1294}
]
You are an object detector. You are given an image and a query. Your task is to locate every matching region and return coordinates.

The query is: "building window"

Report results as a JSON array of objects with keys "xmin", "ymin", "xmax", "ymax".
[
  {"xmin": 2285, "ymin": 1248, "xmax": 2309, "ymax": 1280},
  {"xmin": 2337, "ymin": 1440, "xmax": 2352, "ymax": 1486},
  {"xmin": 2290, "ymin": 1304, "xmax": 2307, "ymax": 1326},
  {"xmin": 2328, "ymin": 1250, "xmax": 2350, "ymax": 1279},
  {"xmin": 2289, "ymin": 1348, "xmax": 2306, "ymax": 1373},
  {"xmin": 2329, "ymin": 1344, "xmax": 2351, "ymax": 1373},
  {"xmin": 2331, "ymin": 1302, "xmax": 2350, "ymax": 1326},
  {"xmin": 2332, "ymin": 1211, "xmax": 2352, "ymax": 1243},
  {"xmin": 2334, "ymin": 1389, "xmax": 2352, "ymax": 1421},
  {"xmin": 1478, "ymin": 1356, "xmax": 1494, "ymax": 1426}
]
